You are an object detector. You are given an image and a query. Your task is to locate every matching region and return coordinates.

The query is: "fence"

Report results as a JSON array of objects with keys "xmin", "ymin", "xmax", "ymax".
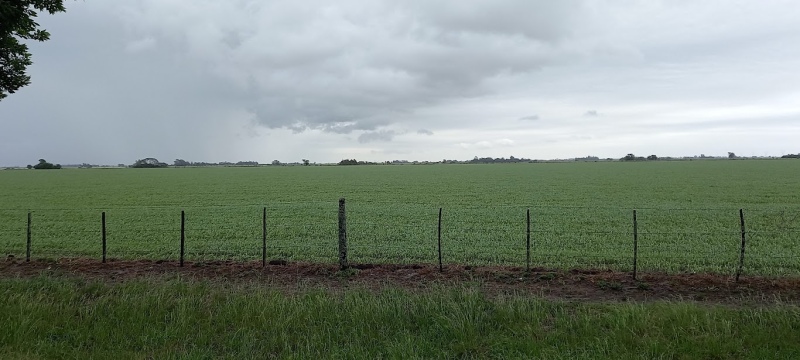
[{"xmin": 1, "ymin": 199, "xmax": 799, "ymax": 278}]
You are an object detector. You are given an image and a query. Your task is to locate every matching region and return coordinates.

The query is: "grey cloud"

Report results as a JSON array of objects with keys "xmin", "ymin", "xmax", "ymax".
[
  {"xmin": 519, "ymin": 115, "xmax": 540, "ymax": 121},
  {"xmin": 584, "ymin": 110, "xmax": 599, "ymax": 117},
  {"xmin": 120, "ymin": 1, "xmax": 590, "ymax": 132},
  {"xmin": 417, "ymin": 129, "xmax": 434, "ymax": 135},
  {"xmin": 358, "ymin": 130, "xmax": 396, "ymax": 143}
]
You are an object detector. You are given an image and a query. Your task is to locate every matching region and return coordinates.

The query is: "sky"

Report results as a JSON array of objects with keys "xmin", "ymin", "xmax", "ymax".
[{"xmin": 1, "ymin": 0, "xmax": 799, "ymax": 166}]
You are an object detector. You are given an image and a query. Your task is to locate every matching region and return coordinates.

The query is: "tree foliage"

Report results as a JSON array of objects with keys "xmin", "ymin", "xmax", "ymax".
[
  {"xmin": 1, "ymin": 0, "xmax": 66, "ymax": 100},
  {"xmin": 338, "ymin": 159, "xmax": 378, "ymax": 165},
  {"xmin": 131, "ymin": 158, "xmax": 167, "ymax": 168},
  {"xmin": 32, "ymin": 158, "xmax": 60, "ymax": 169},
  {"xmin": 621, "ymin": 153, "xmax": 648, "ymax": 161}
]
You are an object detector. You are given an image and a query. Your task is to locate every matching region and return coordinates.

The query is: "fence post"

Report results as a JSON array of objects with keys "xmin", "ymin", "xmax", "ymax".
[
  {"xmin": 180, "ymin": 210, "xmax": 185, "ymax": 267},
  {"xmin": 632, "ymin": 209, "xmax": 638, "ymax": 280},
  {"xmin": 338, "ymin": 198, "xmax": 348, "ymax": 270},
  {"xmin": 26, "ymin": 212, "xmax": 31, "ymax": 262},
  {"xmin": 736, "ymin": 209, "xmax": 746, "ymax": 282},
  {"xmin": 102, "ymin": 212, "xmax": 107, "ymax": 263},
  {"xmin": 262, "ymin": 207, "xmax": 267, "ymax": 268},
  {"xmin": 438, "ymin": 207, "xmax": 443, "ymax": 272},
  {"xmin": 526, "ymin": 208, "xmax": 531, "ymax": 272}
]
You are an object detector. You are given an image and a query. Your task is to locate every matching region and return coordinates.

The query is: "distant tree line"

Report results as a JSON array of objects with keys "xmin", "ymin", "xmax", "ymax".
[
  {"xmin": 338, "ymin": 159, "xmax": 379, "ymax": 165},
  {"xmin": 621, "ymin": 154, "xmax": 650, "ymax": 161},
  {"xmin": 131, "ymin": 158, "xmax": 168, "ymax": 168},
  {"xmin": 469, "ymin": 156, "xmax": 532, "ymax": 164},
  {"xmin": 782, "ymin": 154, "xmax": 800, "ymax": 159},
  {"xmin": 27, "ymin": 159, "xmax": 61, "ymax": 169},
  {"xmin": 173, "ymin": 159, "xmax": 260, "ymax": 167}
]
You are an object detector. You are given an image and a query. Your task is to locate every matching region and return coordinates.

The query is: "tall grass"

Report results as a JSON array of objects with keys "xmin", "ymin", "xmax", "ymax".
[{"xmin": 1, "ymin": 276, "xmax": 799, "ymax": 358}]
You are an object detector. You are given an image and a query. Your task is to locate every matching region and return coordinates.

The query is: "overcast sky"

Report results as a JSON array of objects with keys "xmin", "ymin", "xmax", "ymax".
[{"xmin": 1, "ymin": 0, "xmax": 799, "ymax": 166}]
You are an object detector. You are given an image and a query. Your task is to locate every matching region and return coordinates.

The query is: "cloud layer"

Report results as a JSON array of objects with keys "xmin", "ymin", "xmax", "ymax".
[{"xmin": 1, "ymin": 0, "xmax": 799, "ymax": 165}]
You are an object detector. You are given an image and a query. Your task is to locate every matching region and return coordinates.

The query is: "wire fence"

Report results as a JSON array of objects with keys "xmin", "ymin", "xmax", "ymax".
[{"xmin": 1, "ymin": 201, "xmax": 799, "ymax": 277}]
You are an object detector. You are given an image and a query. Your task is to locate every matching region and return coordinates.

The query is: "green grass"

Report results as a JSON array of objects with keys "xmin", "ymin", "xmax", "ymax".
[
  {"xmin": 1, "ymin": 275, "xmax": 799, "ymax": 359},
  {"xmin": 1, "ymin": 160, "xmax": 800, "ymax": 274}
]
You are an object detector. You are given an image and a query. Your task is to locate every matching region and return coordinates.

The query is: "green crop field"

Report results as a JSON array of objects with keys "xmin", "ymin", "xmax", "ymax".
[{"xmin": 1, "ymin": 160, "xmax": 799, "ymax": 275}]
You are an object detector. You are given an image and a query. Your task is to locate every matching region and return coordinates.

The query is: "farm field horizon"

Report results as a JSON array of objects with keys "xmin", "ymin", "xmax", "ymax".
[{"xmin": 1, "ymin": 159, "xmax": 799, "ymax": 275}]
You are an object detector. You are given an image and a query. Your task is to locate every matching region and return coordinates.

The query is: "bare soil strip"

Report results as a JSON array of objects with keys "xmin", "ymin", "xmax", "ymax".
[{"xmin": 3, "ymin": 257, "xmax": 799, "ymax": 305}]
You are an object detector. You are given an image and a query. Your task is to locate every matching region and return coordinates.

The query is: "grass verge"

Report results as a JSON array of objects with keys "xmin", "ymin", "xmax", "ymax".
[{"xmin": 1, "ymin": 275, "xmax": 799, "ymax": 359}]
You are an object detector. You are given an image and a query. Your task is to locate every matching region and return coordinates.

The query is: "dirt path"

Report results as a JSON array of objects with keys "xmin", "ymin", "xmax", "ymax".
[{"xmin": 3, "ymin": 257, "xmax": 799, "ymax": 305}]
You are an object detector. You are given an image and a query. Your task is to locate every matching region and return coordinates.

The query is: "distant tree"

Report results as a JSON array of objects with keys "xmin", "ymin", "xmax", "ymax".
[
  {"xmin": 622, "ymin": 153, "xmax": 636, "ymax": 161},
  {"xmin": 647, "ymin": 155, "xmax": 658, "ymax": 161},
  {"xmin": 32, "ymin": 158, "xmax": 60, "ymax": 169},
  {"xmin": 781, "ymin": 154, "xmax": 800, "ymax": 159},
  {"xmin": 302, "ymin": 159, "xmax": 310, "ymax": 166},
  {"xmin": 26, "ymin": 164, "xmax": 32, "ymax": 169},
  {"xmin": 174, "ymin": 159, "xmax": 191, "ymax": 167},
  {"xmin": 338, "ymin": 159, "xmax": 358, "ymax": 165},
  {"xmin": 131, "ymin": 158, "xmax": 167, "ymax": 168},
  {"xmin": 235, "ymin": 161, "xmax": 258, "ymax": 166},
  {"xmin": 271, "ymin": 160, "xmax": 281, "ymax": 166},
  {"xmin": 728, "ymin": 152, "xmax": 737, "ymax": 159}
]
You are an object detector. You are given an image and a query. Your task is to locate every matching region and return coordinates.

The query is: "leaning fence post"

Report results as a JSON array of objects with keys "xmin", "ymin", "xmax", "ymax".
[
  {"xmin": 180, "ymin": 210, "xmax": 185, "ymax": 267},
  {"xmin": 102, "ymin": 212, "xmax": 107, "ymax": 263},
  {"xmin": 262, "ymin": 207, "xmax": 267, "ymax": 268},
  {"xmin": 438, "ymin": 207, "xmax": 443, "ymax": 272},
  {"xmin": 26, "ymin": 212, "xmax": 31, "ymax": 262},
  {"xmin": 736, "ymin": 209, "xmax": 747, "ymax": 282},
  {"xmin": 632, "ymin": 209, "xmax": 638, "ymax": 280},
  {"xmin": 338, "ymin": 198, "xmax": 348, "ymax": 270},
  {"xmin": 526, "ymin": 208, "xmax": 531, "ymax": 272}
]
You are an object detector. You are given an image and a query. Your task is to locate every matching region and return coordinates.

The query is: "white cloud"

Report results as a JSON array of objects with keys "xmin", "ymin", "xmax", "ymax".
[{"xmin": 459, "ymin": 139, "xmax": 515, "ymax": 149}]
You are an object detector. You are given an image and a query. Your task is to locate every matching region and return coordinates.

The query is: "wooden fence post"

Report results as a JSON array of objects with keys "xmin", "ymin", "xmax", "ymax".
[
  {"xmin": 180, "ymin": 210, "xmax": 185, "ymax": 267},
  {"xmin": 633, "ymin": 209, "xmax": 638, "ymax": 280},
  {"xmin": 102, "ymin": 212, "xmax": 107, "ymax": 263},
  {"xmin": 338, "ymin": 198, "xmax": 348, "ymax": 270},
  {"xmin": 526, "ymin": 208, "xmax": 531, "ymax": 272},
  {"xmin": 736, "ymin": 209, "xmax": 747, "ymax": 282},
  {"xmin": 438, "ymin": 207, "xmax": 443, "ymax": 272},
  {"xmin": 26, "ymin": 212, "xmax": 31, "ymax": 262},
  {"xmin": 262, "ymin": 207, "xmax": 267, "ymax": 268}
]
